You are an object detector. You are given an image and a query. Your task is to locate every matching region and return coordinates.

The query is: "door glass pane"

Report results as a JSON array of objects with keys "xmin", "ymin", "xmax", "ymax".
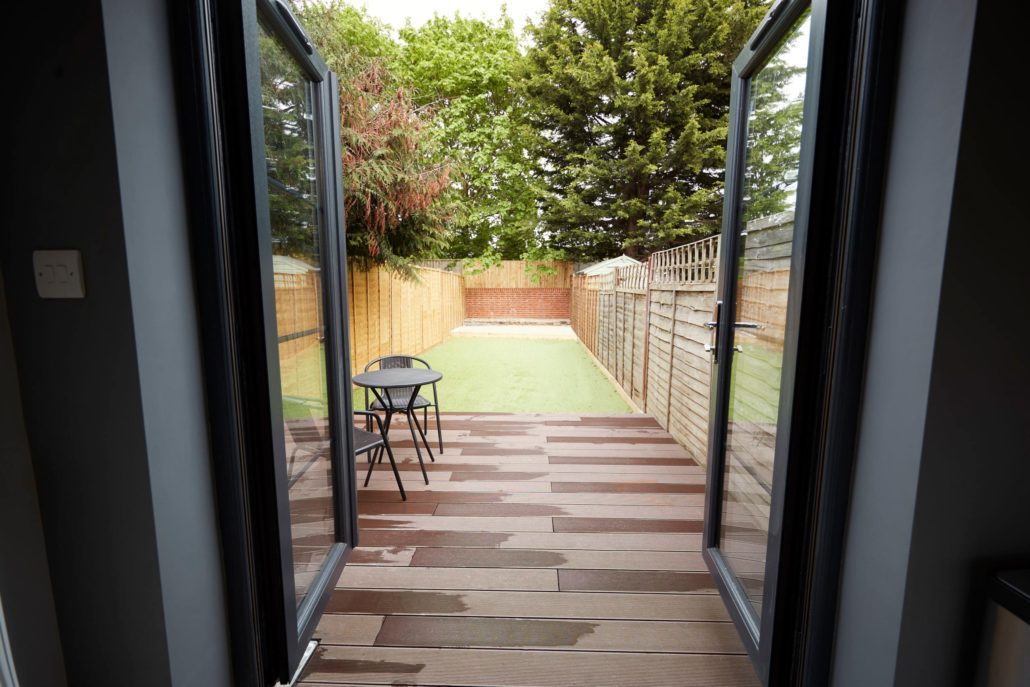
[
  {"xmin": 259, "ymin": 23, "xmax": 336, "ymax": 609},
  {"xmin": 718, "ymin": 10, "xmax": 811, "ymax": 622}
]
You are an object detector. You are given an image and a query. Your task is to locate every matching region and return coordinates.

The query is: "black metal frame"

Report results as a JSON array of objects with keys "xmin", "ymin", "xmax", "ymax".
[
  {"xmin": 169, "ymin": 0, "xmax": 357, "ymax": 683},
  {"xmin": 702, "ymin": 0, "xmax": 902, "ymax": 683},
  {"xmin": 354, "ymin": 410, "xmax": 406, "ymax": 500},
  {"xmin": 364, "ymin": 354, "xmax": 445, "ymax": 454}
]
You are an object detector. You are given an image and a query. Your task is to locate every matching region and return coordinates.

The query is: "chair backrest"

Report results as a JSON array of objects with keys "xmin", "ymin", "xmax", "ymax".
[
  {"xmin": 364, "ymin": 355, "xmax": 430, "ymax": 372},
  {"xmin": 364, "ymin": 355, "xmax": 432, "ymax": 406}
]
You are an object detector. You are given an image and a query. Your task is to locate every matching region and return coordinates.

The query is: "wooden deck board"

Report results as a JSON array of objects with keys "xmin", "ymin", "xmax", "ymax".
[{"xmin": 301, "ymin": 413, "xmax": 757, "ymax": 687}]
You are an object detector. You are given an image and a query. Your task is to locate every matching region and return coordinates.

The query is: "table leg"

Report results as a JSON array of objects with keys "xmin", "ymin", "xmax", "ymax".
[{"xmin": 405, "ymin": 384, "xmax": 430, "ymax": 484}]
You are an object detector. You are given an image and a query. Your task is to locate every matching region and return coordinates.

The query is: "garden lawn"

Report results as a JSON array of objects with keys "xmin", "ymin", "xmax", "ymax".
[{"xmin": 416, "ymin": 337, "xmax": 632, "ymax": 413}]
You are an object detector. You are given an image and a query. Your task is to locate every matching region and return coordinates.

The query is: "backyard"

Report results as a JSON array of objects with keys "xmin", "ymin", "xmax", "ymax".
[{"xmin": 418, "ymin": 335, "xmax": 630, "ymax": 413}]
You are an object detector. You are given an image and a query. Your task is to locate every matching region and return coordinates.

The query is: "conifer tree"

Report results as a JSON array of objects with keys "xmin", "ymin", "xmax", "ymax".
[{"xmin": 522, "ymin": 0, "xmax": 768, "ymax": 260}]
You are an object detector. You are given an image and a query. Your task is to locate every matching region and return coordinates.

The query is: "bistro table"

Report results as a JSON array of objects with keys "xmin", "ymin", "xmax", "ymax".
[{"xmin": 352, "ymin": 367, "xmax": 443, "ymax": 486}]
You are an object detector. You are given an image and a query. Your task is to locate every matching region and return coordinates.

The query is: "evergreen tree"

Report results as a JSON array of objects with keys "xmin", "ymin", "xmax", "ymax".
[{"xmin": 522, "ymin": 0, "xmax": 768, "ymax": 261}]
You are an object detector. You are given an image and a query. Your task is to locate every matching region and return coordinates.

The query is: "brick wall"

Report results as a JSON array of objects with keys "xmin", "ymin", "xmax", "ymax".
[{"xmin": 465, "ymin": 288, "xmax": 571, "ymax": 320}]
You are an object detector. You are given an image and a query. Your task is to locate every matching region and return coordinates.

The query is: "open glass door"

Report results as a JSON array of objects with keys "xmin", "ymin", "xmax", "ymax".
[
  {"xmin": 703, "ymin": 0, "xmax": 821, "ymax": 680},
  {"xmin": 177, "ymin": 0, "xmax": 358, "ymax": 682},
  {"xmin": 247, "ymin": 1, "xmax": 357, "ymax": 681}
]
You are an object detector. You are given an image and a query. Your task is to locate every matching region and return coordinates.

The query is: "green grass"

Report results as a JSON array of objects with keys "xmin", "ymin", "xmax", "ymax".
[
  {"xmin": 414, "ymin": 337, "xmax": 632, "ymax": 413},
  {"xmin": 279, "ymin": 336, "xmax": 631, "ymax": 416},
  {"xmin": 280, "ymin": 342, "xmax": 328, "ymax": 420}
]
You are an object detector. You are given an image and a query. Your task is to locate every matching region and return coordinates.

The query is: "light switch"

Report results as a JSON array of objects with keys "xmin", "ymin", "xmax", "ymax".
[{"xmin": 33, "ymin": 250, "xmax": 86, "ymax": 299}]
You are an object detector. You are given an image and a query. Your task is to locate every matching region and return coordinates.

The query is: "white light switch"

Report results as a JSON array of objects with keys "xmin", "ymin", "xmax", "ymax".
[{"xmin": 33, "ymin": 250, "xmax": 86, "ymax": 299}]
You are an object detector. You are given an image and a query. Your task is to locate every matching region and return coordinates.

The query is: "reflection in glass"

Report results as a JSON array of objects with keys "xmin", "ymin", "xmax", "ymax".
[
  {"xmin": 259, "ymin": 23, "xmax": 335, "ymax": 609},
  {"xmin": 718, "ymin": 10, "xmax": 810, "ymax": 623}
]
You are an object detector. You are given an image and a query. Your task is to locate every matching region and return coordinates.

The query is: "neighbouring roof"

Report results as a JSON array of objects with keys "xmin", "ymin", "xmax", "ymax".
[
  {"xmin": 272, "ymin": 255, "xmax": 320, "ymax": 274},
  {"xmin": 575, "ymin": 255, "xmax": 642, "ymax": 276}
]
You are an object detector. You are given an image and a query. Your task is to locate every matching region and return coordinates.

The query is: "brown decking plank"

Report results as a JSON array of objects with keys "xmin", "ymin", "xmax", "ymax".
[
  {"xmin": 408, "ymin": 547, "xmax": 706, "ymax": 571},
  {"xmin": 300, "ymin": 646, "xmax": 759, "ymax": 686},
  {"xmin": 357, "ymin": 501, "xmax": 438, "ymax": 515},
  {"xmin": 370, "ymin": 616, "xmax": 745, "ymax": 654},
  {"xmin": 338, "ymin": 566, "xmax": 558, "ymax": 592},
  {"xmin": 549, "ymin": 456, "xmax": 698, "ymax": 466},
  {"xmin": 359, "ymin": 515, "xmax": 553, "ymax": 532},
  {"xmin": 434, "ymin": 503, "xmax": 703, "ymax": 519},
  {"xmin": 349, "ymin": 547, "xmax": 416, "ymax": 566},
  {"xmin": 558, "ymin": 570, "xmax": 718, "ymax": 594},
  {"xmin": 552, "ymin": 481, "xmax": 706, "ymax": 493},
  {"xmin": 326, "ymin": 589, "xmax": 730, "ymax": 621},
  {"xmin": 553, "ymin": 517, "xmax": 704, "ymax": 533},
  {"xmin": 546, "ymin": 435, "xmax": 680, "ymax": 444},
  {"xmin": 314, "ymin": 614, "xmax": 384, "ymax": 646}
]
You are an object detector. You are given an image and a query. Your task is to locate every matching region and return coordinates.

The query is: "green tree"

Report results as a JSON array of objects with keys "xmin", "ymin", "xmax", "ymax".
[
  {"xmin": 522, "ymin": 0, "xmax": 768, "ymax": 261},
  {"xmin": 741, "ymin": 50, "xmax": 805, "ymax": 221},
  {"xmin": 298, "ymin": 1, "xmax": 455, "ymax": 271},
  {"xmin": 397, "ymin": 13, "xmax": 539, "ymax": 259}
]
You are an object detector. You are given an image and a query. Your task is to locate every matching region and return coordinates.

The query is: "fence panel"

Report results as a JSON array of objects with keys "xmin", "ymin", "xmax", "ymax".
[
  {"xmin": 346, "ymin": 264, "xmax": 466, "ymax": 374},
  {"xmin": 568, "ymin": 234, "xmax": 725, "ymax": 464}
]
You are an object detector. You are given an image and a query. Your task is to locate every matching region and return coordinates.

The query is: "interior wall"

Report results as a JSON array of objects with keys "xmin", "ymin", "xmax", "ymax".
[
  {"xmin": 0, "ymin": 272, "xmax": 67, "ymax": 687},
  {"xmin": 3, "ymin": 1, "xmax": 173, "ymax": 683},
  {"xmin": 830, "ymin": 0, "xmax": 977, "ymax": 683},
  {"xmin": 100, "ymin": 0, "xmax": 233, "ymax": 683},
  {"xmin": 3, "ymin": 0, "xmax": 231, "ymax": 684},
  {"xmin": 892, "ymin": 0, "xmax": 1030, "ymax": 681}
]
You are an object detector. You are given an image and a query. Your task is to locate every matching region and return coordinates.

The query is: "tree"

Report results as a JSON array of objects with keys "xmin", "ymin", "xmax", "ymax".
[
  {"xmin": 522, "ymin": 0, "xmax": 768, "ymax": 261},
  {"xmin": 740, "ymin": 50, "xmax": 805, "ymax": 221},
  {"xmin": 397, "ymin": 14, "xmax": 540, "ymax": 259},
  {"xmin": 297, "ymin": 1, "xmax": 455, "ymax": 271}
]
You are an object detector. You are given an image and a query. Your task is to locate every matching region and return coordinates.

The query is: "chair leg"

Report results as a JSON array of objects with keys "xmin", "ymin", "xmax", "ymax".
[
  {"xmin": 363, "ymin": 450, "xmax": 376, "ymax": 487},
  {"xmin": 378, "ymin": 410, "xmax": 393, "ymax": 464},
  {"xmin": 411, "ymin": 410, "xmax": 435, "ymax": 463},
  {"xmin": 434, "ymin": 404, "xmax": 444, "ymax": 453},
  {"xmin": 380, "ymin": 439, "xmax": 406, "ymax": 501},
  {"xmin": 406, "ymin": 411, "xmax": 430, "ymax": 484}
]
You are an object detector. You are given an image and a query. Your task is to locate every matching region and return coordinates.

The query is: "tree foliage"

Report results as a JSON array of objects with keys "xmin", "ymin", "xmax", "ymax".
[
  {"xmin": 298, "ymin": 1, "xmax": 454, "ymax": 271},
  {"xmin": 397, "ymin": 14, "xmax": 540, "ymax": 259},
  {"xmin": 741, "ymin": 47, "xmax": 805, "ymax": 221},
  {"xmin": 522, "ymin": 0, "xmax": 768, "ymax": 261}
]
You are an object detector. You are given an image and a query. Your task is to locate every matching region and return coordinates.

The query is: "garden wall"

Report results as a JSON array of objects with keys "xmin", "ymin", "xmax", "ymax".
[{"xmin": 464, "ymin": 260, "xmax": 573, "ymax": 320}]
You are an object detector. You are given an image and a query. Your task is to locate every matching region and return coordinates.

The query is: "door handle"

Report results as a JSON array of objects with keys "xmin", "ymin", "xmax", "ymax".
[
  {"xmin": 733, "ymin": 322, "xmax": 763, "ymax": 329},
  {"xmin": 707, "ymin": 300, "xmax": 722, "ymax": 361}
]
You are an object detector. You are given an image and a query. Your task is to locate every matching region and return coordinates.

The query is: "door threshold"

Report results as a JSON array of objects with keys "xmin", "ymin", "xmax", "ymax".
[{"xmin": 277, "ymin": 640, "xmax": 318, "ymax": 687}]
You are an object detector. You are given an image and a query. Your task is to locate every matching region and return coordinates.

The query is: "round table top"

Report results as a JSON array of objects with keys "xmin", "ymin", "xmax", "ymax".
[{"xmin": 352, "ymin": 368, "xmax": 442, "ymax": 389}]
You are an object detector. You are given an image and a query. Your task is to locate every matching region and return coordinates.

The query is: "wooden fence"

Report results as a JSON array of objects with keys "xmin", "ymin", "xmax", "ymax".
[
  {"xmin": 571, "ymin": 216, "xmax": 796, "ymax": 466},
  {"xmin": 571, "ymin": 236, "xmax": 721, "ymax": 463},
  {"xmin": 463, "ymin": 260, "xmax": 574, "ymax": 289},
  {"xmin": 346, "ymin": 264, "xmax": 465, "ymax": 374}
]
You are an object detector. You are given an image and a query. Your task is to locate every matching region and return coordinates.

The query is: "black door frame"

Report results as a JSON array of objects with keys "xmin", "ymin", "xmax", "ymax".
[
  {"xmin": 170, "ymin": 0, "xmax": 358, "ymax": 684},
  {"xmin": 702, "ymin": 0, "xmax": 902, "ymax": 683}
]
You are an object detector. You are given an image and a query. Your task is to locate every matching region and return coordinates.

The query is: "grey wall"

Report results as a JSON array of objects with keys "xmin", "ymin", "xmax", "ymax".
[
  {"xmin": 100, "ymin": 0, "xmax": 234, "ymax": 683},
  {"xmin": 892, "ymin": 0, "xmax": 1030, "ymax": 682},
  {"xmin": 833, "ymin": 0, "xmax": 1030, "ymax": 684},
  {"xmin": 0, "ymin": 273, "xmax": 67, "ymax": 687},
  {"xmin": 2, "ymin": 0, "xmax": 231, "ymax": 684}
]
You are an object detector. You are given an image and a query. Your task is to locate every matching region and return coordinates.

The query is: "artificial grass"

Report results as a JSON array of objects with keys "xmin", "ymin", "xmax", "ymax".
[{"xmin": 417, "ymin": 337, "xmax": 631, "ymax": 413}]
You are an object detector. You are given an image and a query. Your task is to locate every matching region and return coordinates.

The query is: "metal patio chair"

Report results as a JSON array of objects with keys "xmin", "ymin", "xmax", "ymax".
[
  {"xmin": 354, "ymin": 410, "xmax": 405, "ymax": 500},
  {"xmin": 363, "ymin": 355, "xmax": 444, "ymax": 453}
]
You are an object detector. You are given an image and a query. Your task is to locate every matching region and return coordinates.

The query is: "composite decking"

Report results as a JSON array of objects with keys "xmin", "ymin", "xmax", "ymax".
[{"xmin": 299, "ymin": 413, "xmax": 759, "ymax": 687}]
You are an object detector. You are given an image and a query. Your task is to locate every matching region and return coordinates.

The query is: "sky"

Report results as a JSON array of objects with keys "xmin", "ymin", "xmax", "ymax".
[{"xmin": 355, "ymin": 0, "xmax": 551, "ymax": 34}]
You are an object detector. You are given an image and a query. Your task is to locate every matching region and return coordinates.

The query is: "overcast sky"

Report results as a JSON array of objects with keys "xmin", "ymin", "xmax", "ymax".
[{"xmin": 354, "ymin": 0, "xmax": 551, "ymax": 34}]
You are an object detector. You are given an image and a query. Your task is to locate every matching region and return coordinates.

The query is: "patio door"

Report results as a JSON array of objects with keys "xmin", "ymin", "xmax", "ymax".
[
  {"xmin": 702, "ymin": 0, "xmax": 898, "ymax": 682},
  {"xmin": 173, "ymin": 0, "xmax": 357, "ymax": 684}
]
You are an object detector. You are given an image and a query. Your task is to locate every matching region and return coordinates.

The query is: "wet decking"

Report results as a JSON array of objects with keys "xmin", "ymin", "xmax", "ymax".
[{"xmin": 300, "ymin": 413, "xmax": 759, "ymax": 687}]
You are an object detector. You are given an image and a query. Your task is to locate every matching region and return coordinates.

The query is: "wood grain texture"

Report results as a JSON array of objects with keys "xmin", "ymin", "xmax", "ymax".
[{"xmin": 300, "ymin": 413, "xmax": 756, "ymax": 686}]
